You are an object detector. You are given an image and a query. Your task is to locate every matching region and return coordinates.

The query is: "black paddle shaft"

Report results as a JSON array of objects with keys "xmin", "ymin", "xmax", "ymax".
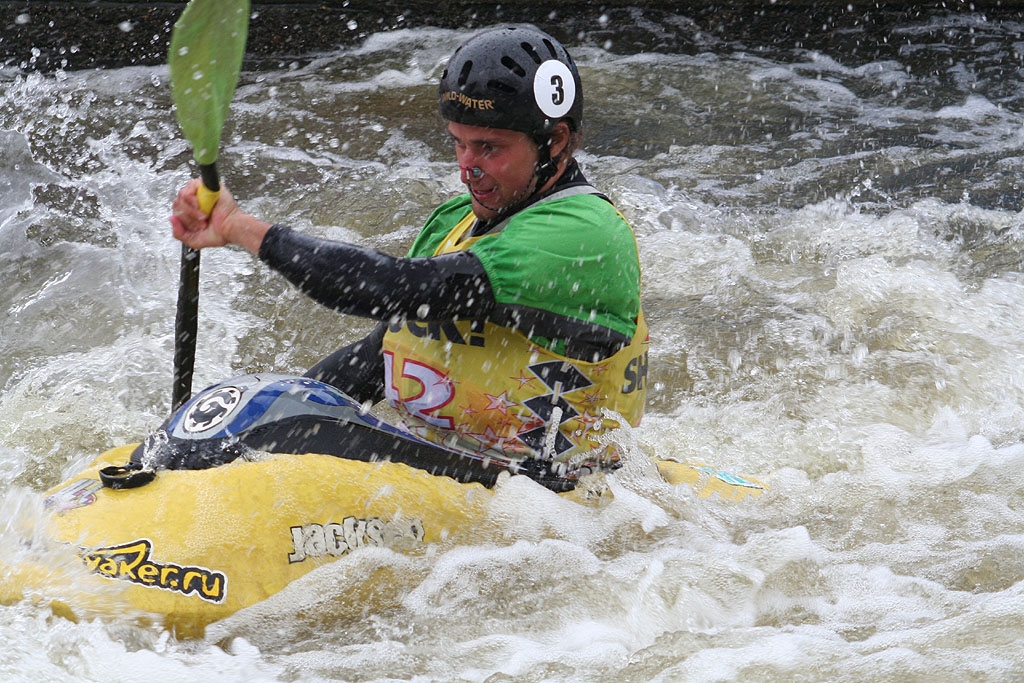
[
  {"xmin": 171, "ymin": 163, "xmax": 220, "ymax": 411},
  {"xmin": 172, "ymin": 243, "xmax": 199, "ymax": 411}
]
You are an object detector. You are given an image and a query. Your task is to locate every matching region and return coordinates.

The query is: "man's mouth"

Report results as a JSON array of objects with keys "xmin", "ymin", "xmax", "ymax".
[{"xmin": 470, "ymin": 185, "xmax": 497, "ymax": 202}]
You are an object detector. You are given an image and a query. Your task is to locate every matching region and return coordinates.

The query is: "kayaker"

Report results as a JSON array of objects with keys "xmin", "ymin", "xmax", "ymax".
[{"xmin": 170, "ymin": 25, "xmax": 647, "ymax": 473}]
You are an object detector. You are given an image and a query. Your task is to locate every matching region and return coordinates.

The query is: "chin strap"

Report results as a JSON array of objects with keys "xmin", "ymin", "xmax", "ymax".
[{"xmin": 533, "ymin": 136, "xmax": 560, "ymax": 189}]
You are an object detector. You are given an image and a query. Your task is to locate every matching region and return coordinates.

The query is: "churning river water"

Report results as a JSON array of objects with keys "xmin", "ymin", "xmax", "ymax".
[{"xmin": 3, "ymin": 12, "xmax": 1024, "ymax": 682}]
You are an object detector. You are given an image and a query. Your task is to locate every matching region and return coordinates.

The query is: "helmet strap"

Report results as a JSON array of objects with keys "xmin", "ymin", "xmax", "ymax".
[{"xmin": 533, "ymin": 134, "xmax": 559, "ymax": 188}]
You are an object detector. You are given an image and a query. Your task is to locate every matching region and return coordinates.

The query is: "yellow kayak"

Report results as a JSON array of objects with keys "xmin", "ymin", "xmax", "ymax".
[{"xmin": 1, "ymin": 374, "xmax": 763, "ymax": 637}]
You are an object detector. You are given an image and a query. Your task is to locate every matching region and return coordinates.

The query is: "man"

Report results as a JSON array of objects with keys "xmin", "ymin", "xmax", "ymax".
[{"xmin": 170, "ymin": 25, "xmax": 647, "ymax": 475}]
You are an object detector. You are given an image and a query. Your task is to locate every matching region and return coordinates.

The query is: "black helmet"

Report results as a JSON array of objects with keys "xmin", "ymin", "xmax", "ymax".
[{"xmin": 439, "ymin": 26, "xmax": 583, "ymax": 139}]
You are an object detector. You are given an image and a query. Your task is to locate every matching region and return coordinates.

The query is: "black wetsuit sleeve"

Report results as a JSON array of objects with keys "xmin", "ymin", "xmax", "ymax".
[
  {"xmin": 303, "ymin": 321, "xmax": 388, "ymax": 404},
  {"xmin": 258, "ymin": 224, "xmax": 495, "ymax": 321}
]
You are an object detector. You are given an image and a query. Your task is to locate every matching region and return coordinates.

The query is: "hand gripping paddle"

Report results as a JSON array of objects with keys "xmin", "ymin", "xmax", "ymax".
[{"xmin": 168, "ymin": 0, "xmax": 249, "ymax": 410}]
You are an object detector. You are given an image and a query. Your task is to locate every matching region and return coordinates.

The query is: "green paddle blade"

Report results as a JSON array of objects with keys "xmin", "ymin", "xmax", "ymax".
[{"xmin": 169, "ymin": 0, "xmax": 249, "ymax": 166}]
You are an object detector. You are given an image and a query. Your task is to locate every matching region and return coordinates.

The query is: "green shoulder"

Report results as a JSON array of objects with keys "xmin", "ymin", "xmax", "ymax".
[
  {"xmin": 472, "ymin": 192, "xmax": 642, "ymax": 338},
  {"xmin": 407, "ymin": 194, "xmax": 474, "ymax": 257}
]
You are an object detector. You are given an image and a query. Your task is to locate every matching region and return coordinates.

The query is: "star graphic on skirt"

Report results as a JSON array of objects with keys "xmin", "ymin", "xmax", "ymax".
[
  {"xmin": 510, "ymin": 371, "xmax": 535, "ymax": 389},
  {"xmin": 483, "ymin": 391, "xmax": 515, "ymax": 415}
]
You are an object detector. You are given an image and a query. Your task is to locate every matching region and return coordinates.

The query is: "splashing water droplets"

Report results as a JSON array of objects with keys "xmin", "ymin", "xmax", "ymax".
[{"xmin": 728, "ymin": 349, "xmax": 742, "ymax": 373}]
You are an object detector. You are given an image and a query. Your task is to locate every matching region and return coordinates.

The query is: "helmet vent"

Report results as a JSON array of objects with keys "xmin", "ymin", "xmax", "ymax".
[
  {"xmin": 519, "ymin": 42, "xmax": 543, "ymax": 65},
  {"xmin": 501, "ymin": 56, "xmax": 526, "ymax": 77},
  {"xmin": 541, "ymin": 38, "xmax": 558, "ymax": 59},
  {"xmin": 487, "ymin": 79, "xmax": 517, "ymax": 95},
  {"xmin": 457, "ymin": 60, "xmax": 474, "ymax": 87}
]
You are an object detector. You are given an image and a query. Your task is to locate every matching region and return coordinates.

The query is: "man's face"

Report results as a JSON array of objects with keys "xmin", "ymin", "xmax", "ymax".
[{"xmin": 447, "ymin": 121, "xmax": 539, "ymax": 221}]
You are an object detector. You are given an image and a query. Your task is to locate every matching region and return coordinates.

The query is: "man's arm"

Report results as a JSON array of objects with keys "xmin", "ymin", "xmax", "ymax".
[
  {"xmin": 259, "ymin": 225, "xmax": 495, "ymax": 321},
  {"xmin": 304, "ymin": 321, "xmax": 388, "ymax": 404}
]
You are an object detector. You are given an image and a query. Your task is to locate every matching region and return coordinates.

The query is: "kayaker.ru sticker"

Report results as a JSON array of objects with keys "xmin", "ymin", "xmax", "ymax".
[{"xmin": 81, "ymin": 539, "xmax": 227, "ymax": 604}]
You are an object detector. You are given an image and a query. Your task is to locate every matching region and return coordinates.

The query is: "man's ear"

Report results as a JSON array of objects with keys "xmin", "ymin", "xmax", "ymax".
[{"xmin": 549, "ymin": 121, "xmax": 571, "ymax": 161}]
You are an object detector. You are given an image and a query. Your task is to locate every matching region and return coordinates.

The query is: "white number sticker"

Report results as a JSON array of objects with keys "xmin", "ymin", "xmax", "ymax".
[{"xmin": 533, "ymin": 60, "xmax": 575, "ymax": 119}]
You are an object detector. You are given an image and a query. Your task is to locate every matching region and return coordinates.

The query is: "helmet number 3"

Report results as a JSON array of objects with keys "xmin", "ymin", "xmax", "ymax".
[
  {"xmin": 550, "ymin": 75, "xmax": 565, "ymax": 105},
  {"xmin": 534, "ymin": 60, "xmax": 576, "ymax": 119}
]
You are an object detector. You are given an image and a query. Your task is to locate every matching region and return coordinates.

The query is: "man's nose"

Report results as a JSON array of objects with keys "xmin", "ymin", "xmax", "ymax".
[{"xmin": 460, "ymin": 166, "xmax": 484, "ymax": 183}]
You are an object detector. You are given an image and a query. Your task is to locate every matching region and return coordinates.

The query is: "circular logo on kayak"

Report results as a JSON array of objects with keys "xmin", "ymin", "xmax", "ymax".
[{"xmin": 183, "ymin": 386, "xmax": 243, "ymax": 433}]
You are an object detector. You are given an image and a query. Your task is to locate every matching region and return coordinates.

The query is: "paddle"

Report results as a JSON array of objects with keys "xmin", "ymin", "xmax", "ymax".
[{"xmin": 168, "ymin": 0, "xmax": 250, "ymax": 411}]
